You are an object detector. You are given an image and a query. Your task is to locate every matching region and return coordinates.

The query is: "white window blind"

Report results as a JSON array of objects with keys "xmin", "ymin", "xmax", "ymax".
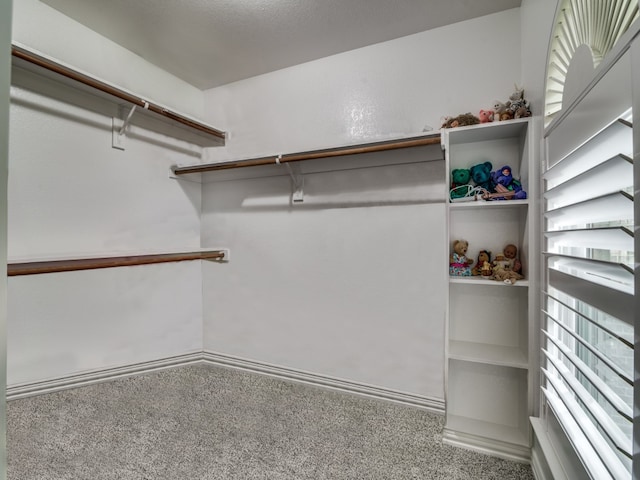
[
  {"xmin": 543, "ymin": 111, "xmax": 634, "ymax": 479},
  {"xmin": 544, "ymin": 0, "xmax": 639, "ymax": 125}
]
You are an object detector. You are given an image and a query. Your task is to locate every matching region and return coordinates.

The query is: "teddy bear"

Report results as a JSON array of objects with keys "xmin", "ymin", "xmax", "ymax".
[
  {"xmin": 469, "ymin": 161, "xmax": 494, "ymax": 192},
  {"xmin": 472, "ymin": 250, "xmax": 492, "ymax": 276},
  {"xmin": 478, "ymin": 109, "xmax": 494, "ymax": 123},
  {"xmin": 450, "ymin": 168, "xmax": 472, "ymax": 200},
  {"xmin": 492, "ymin": 165, "xmax": 527, "ymax": 200},
  {"xmin": 449, "ymin": 240, "xmax": 473, "ymax": 276}
]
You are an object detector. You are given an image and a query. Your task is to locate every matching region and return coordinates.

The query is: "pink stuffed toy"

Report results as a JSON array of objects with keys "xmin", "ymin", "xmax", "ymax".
[{"xmin": 479, "ymin": 109, "xmax": 494, "ymax": 123}]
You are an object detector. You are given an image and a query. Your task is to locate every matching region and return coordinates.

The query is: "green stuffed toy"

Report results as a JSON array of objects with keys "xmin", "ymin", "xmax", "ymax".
[
  {"xmin": 469, "ymin": 161, "xmax": 494, "ymax": 192},
  {"xmin": 450, "ymin": 168, "xmax": 472, "ymax": 200}
]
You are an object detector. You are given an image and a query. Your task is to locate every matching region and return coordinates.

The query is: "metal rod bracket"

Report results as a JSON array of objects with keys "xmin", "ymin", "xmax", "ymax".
[
  {"xmin": 282, "ymin": 159, "xmax": 304, "ymax": 203},
  {"xmin": 112, "ymin": 104, "xmax": 138, "ymax": 150}
]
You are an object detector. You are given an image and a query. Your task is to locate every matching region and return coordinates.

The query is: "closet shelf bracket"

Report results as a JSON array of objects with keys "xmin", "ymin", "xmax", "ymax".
[
  {"xmin": 280, "ymin": 157, "xmax": 304, "ymax": 203},
  {"xmin": 112, "ymin": 103, "xmax": 145, "ymax": 150}
]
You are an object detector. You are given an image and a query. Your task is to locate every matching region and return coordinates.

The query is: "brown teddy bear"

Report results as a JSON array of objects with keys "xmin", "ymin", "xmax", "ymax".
[{"xmin": 449, "ymin": 240, "xmax": 473, "ymax": 276}]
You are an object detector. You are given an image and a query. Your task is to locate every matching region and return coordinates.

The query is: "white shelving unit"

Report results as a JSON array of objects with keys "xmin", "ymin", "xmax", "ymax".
[{"xmin": 441, "ymin": 118, "xmax": 536, "ymax": 462}]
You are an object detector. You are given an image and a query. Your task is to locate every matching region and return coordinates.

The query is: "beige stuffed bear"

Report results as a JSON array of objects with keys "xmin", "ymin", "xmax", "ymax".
[{"xmin": 449, "ymin": 240, "xmax": 473, "ymax": 276}]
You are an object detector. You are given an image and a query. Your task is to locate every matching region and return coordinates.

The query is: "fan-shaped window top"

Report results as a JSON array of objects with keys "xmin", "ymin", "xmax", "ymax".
[{"xmin": 544, "ymin": 0, "xmax": 639, "ymax": 126}]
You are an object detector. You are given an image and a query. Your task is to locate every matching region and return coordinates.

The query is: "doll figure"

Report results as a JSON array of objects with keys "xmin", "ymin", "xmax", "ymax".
[
  {"xmin": 492, "ymin": 251, "xmax": 523, "ymax": 285},
  {"xmin": 472, "ymin": 250, "xmax": 491, "ymax": 276},
  {"xmin": 503, "ymin": 243, "xmax": 522, "ymax": 275},
  {"xmin": 492, "ymin": 166, "xmax": 527, "ymax": 200}
]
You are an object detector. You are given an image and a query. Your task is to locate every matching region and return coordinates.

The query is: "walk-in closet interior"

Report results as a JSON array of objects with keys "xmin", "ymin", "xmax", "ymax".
[{"xmin": 1, "ymin": 0, "xmax": 639, "ymax": 479}]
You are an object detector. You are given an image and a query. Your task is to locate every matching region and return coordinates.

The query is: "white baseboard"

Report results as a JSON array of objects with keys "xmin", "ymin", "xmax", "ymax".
[
  {"xmin": 442, "ymin": 427, "xmax": 531, "ymax": 464},
  {"xmin": 7, "ymin": 352, "xmax": 203, "ymax": 401},
  {"xmin": 7, "ymin": 350, "xmax": 445, "ymax": 416},
  {"xmin": 201, "ymin": 350, "xmax": 445, "ymax": 414}
]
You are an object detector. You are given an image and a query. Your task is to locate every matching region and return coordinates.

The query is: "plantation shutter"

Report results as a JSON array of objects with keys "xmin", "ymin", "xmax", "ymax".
[{"xmin": 543, "ymin": 101, "xmax": 634, "ymax": 479}]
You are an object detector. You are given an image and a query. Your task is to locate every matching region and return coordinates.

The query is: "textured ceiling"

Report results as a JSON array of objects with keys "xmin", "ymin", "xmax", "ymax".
[{"xmin": 42, "ymin": 0, "xmax": 522, "ymax": 90}]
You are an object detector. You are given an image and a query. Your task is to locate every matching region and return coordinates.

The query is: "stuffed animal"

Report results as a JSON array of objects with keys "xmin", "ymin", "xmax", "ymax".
[
  {"xmin": 492, "ymin": 101, "xmax": 509, "ymax": 119},
  {"xmin": 492, "ymin": 165, "xmax": 527, "ymax": 200},
  {"xmin": 450, "ymin": 168, "xmax": 472, "ymax": 200},
  {"xmin": 503, "ymin": 243, "xmax": 522, "ymax": 275},
  {"xmin": 479, "ymin": 109, "xmax": 494, "ymax": 123},
  {"xmin": 494, "ymin": 85, "xmax": 532, "ymax": 121},
  {"xmin": 469, "ymin": 161, "xmax": 494, "ymax": 191},
  {"xmin": 449, "ymin": 240, "xmax": 473, "ymax": 276},
  {"xmin": 507, "ymin": 85, "xmax": 532, "ymax": 119},
  {"xmin": 492, "ymin": 251, "xmax": 523, "ymax": 285},
  {"xmin": 441, "ymin": 113, "xmax": 480, "ymax": 129},
  {"xmin": 472, "ymin": 250, "xmax": 492, "ymax": 276}
]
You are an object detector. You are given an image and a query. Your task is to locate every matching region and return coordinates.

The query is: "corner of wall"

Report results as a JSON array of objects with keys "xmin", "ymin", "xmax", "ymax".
[
  {"xmin": 0, "ymin": 0, "xmax": 12, "ymax": 475},
  {"xmin": 11, "ymin": 0, "xmax": 206, "ymax": 119}
]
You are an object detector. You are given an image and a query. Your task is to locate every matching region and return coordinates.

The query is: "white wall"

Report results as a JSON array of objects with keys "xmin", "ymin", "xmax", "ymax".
[
  {"xmin": 201, "ymin": 148, "xmax": 447, "ymax": 398},
  {"xmin": 520, "ymin": 0, "xmax": 559, "ymax": 117},
  {"xmin": 12, "ymin": 0, "xmax": 204, "ymax": 120},
  {"xmin": 201, "ymin": 9, "xmax": 522, "ymax": 163},
  {"xmin": 1, "ymin": 0, "xmax": 12, "ymax": 476},
  {"xmin": 198, "ymin": 9, "xmax": 523, "ymax": 399},
  {"xmin": 6, "ymin": 4, "xmax": 540, "ymax": 401},
  {"xmin": 7, "ymin": 67, "xmax": 204, "ymax": 386},
  {"xmin": 8, "ymin": 263, "xmax": 203, "ymax": 386}
]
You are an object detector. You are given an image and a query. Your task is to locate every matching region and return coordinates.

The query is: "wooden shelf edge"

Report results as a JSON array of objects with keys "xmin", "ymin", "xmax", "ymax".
[
  {"xmin": 172, "ymin": 133, "xmax": 442, "ymax": 175},
  {"xmin": 7, "ymin": 250, "xmax": 226, "ymax": 276}
]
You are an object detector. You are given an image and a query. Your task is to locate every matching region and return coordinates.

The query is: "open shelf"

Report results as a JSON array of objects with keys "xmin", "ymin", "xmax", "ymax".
[
  {"xmin": 449, "ymin": 340, "xmax": 528, "ymax": 368},
  {"xmin": 443, "ymin": 118, "xmax": 534, "ymax": 459},
  {"xmin": 11, "ymin": 44, "xmax": 226, "ymax": 147},
  {"xmin": 444, "ymin": 414, "xmax": 530, "ymax": 448},
  {"xmin": 172, "ymin": 132, "xmax": 441, "ymax": 174},
  {"xmin": 447, "ymin": 359, "xmax": 529, "ymax": 444},
  {"xmin": 449, "ymin": 199, "xmax": 529, "ymax": 209},
  {"xmin": 449, "ymin": 277, "xmax": 529, "ymax": 287},
  {"xmin": 444, "ymin": 118, "xmax": 530, "ymax": 145}
]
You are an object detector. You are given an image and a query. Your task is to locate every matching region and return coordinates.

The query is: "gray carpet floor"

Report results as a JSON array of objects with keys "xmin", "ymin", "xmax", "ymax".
[{"xmin": 8, "ymin": 364, "xmax": 535, "ymax": 479}]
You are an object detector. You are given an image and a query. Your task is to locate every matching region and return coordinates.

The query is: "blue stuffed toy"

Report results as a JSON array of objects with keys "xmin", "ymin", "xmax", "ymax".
[
  {"xmin": 492, "ymin": 165, "xmax": 527, "ymax": 200},
  {"xmin": 469, "ymin": 161, "xmax": 494, "ymax": 191}
]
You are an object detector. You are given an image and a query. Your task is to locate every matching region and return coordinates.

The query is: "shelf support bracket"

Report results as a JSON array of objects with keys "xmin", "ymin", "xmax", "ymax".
[
  {"xmin": 112, "ymin": 103, "xmax": 148, "ymax": 150},
  {"xmin": 278, "ymin": 156, "xmax": 303, "ymax": 203},
  {"xmin": 118, "ymin": 104, "xmax": 137, "ymax": 136}
]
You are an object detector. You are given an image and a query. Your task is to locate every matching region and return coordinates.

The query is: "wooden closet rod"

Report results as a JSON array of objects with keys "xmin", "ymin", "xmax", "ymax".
[
  {"xmin": 172, "ymin": 133, "xmax": 442, "ymax": 175},
  {"xmin": 11, "ymin": 45, "xmax": 226, "ymax": 141},
  {"xmin": 8, "ymin": 250, "xmax": 225, "ymax": 277}
]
